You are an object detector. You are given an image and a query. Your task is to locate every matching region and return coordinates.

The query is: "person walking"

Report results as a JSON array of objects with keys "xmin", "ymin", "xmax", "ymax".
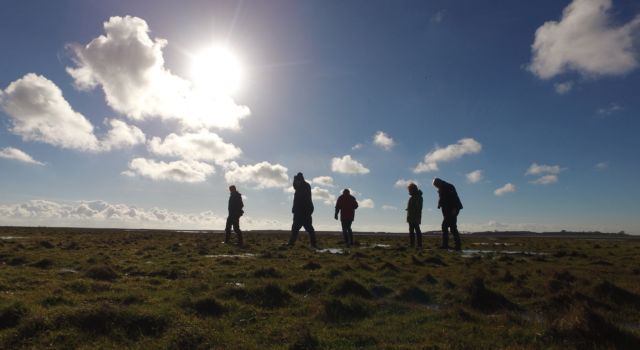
[
  {"xmin": 287, "ymin": 172, "xmax": 318, "ymax": 248},
  {"xmin": 406, "ymin": 183, "xmax": 423, "ymax": 248},
  {"xmin": 432, "ymin": 178, "xmax": 463, "ymax": 250},
  {"xmin": 224, "ymin": 185, "xmax": 244, "ymax": 246},
  {"xmin": 334, "ymin": 189, "xmax": 359, "ymax": 247}
]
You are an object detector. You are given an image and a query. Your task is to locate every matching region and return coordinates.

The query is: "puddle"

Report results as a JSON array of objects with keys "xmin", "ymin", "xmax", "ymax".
[
  {"xmin": 367, "ymin": 244, "xmax": 392, "ymax": 249},
  {"xmin": 471, "ymin": 242, "xmax": 514, "ymax": 247},
  {"xmin": 316, "ymin": 248, "xmax": 345, "ymax": 254},
  {"xmin": 0, "ymin": 236, "xmax": 26, "ymax": 240},
  {"xmin": 460, "ymin": 249, "xmax": 548, "ymax": 258},
  {"xmin": 58, "ymin": 268, "xmax": 79, "ymax": 274},
  {"xmin": 204, "ymin": 254, "xmax": 256, "ymax": 259},
  {"xmin": 226, "ymin": 282, "xmax": 245, "ymax": 288}
]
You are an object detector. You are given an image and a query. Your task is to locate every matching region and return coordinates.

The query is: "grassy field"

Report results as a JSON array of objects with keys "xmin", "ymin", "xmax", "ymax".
[{"xmin": 1, "ymin": 226, "xmax": 639, "ymax": 349}]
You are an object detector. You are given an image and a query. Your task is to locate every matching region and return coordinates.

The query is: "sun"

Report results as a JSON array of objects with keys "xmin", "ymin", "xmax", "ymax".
[{"xmin": 191, "ymin": 46, "xmax": 243, "ymax": 95}]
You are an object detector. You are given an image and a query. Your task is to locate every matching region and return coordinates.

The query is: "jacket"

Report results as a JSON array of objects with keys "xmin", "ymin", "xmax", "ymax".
[
  {"xmin": 406, "ymin": 189, "xmax": 423, "ymax": 224},
  {"xmin": 437, "ymin": 181, "xmax": 463, "ymax": 210},
  {"xmin": 335, "ymin": 194, "xmax": 358, "ymax": 222},
  {"xmin": 292, "ymin": 179, "xmax": 314, "ymax": 217},
  {"xmin": 228, "ymin": 191, "xmax": 244, "ymax": 217}
]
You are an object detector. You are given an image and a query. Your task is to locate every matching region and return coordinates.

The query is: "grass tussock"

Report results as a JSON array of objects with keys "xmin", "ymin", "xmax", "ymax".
[
  {"xmin": 323, "ymin": 298, "xmax": 370, "ymax": 323},
  {"xmin": 0, "ymin": 302, "xmax": 28, "ymax": 329},
  {"xmin": 548, "ymin": 303, "xmax": 640, "ymax": 349},
  {"xmin": 331, "ymin": 279, "xmax": 371, "ymax": 299},
  {"xmin": 61, "ymin": 303, "xmax": 170, "ymax": 339},
  {"xmin": 85, "ymin": 265, "xmax": 119, "ymax": 281},
  {"xmin": 466, "ymin": 278, "xmax": 518, "ymax": 313},
  {"xmin": 396, "ymin": 286, "xmax": 432, "ymax": 304}
]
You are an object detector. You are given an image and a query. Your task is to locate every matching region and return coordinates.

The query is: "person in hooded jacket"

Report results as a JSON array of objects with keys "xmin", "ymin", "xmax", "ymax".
[
  {"xmin": 334, "ymin": 189, "xmax": 359, "ymax": 247},
  {"xmin": 406, "ymin": 183, "xmax": 423, "ymax": 248},
  {"xmin": 287, "ymin": 172, "xmax": 318, "ymax": 248},
  {"xmin": 224, "ymin": 185, "xmax": 244, "ymax": 246},
  {"xmin": 432, "ymin": 177, "xmax": 463, "ymax": 250}
]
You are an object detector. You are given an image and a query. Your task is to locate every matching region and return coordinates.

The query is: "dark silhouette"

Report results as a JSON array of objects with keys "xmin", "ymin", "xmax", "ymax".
[
  {"xmin": 406, "ymin": 183, "xmax": 423, "ymax": 248},
  {"xmin": 224, "ymin": 185, "xmax": 244, "ymax": 246},
  {"xmin": 287, "ymin": 173, "xmax": 318, "ymax": 248},
  {"xmin": 432, "ymin": 178, "xmax": 463, "ymax": 250},
  {"xmin": 334, "ymin": 189, "xmax": 359, "ymax": 247}
]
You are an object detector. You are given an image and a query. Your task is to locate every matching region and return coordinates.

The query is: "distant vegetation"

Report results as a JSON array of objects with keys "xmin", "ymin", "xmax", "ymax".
[{"xmin": 0, "ymin": 227, "xmax": 639, "ymax": 349}]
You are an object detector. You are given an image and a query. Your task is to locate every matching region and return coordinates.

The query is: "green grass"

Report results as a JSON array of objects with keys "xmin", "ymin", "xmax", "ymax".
[{"xmin": 0, "ymin": 227, "xmax": 639, "ymax": 349}]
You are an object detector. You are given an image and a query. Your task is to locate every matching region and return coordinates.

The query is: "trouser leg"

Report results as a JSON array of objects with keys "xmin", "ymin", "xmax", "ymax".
[
  {"xmin": 415, "ymin": 224, "xmax": 422, "ymax": 248},
  {"xmin": 289, "ymin": 220, "xmax": 302, "ymax": 246},
  {"xmin": 347, "ymin": 221, "xmax": 353, "ymax": 246},
  {"xmin": 441, "ymin": 221, "xmax": 449, "ymax": 248},
  {"xmin": 303, "ymin": 217, "xmax": 317, "ymax": 248},
  {"xmin": 341, "ymin": 221, "xmax": 349, "ymax": 246},
  {"xmin": 233, "ymin": 219, "xmax": 243, "ymax": 246},
  {"xmin": 224, "ymin": 217, "xmax": 232, "ymax": 243},
  {"xmin": 449, "ymin": 213, "xmax": 461, "ymax": 250},
  {"xmin": 409, "ymin": 224, "xmax": 416, "ymax": 247}
]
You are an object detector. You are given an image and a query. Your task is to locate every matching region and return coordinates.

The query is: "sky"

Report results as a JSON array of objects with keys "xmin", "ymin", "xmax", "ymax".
[{"xmin": 1, "ymin": 0, "xmax": 639, "ymax": 234}]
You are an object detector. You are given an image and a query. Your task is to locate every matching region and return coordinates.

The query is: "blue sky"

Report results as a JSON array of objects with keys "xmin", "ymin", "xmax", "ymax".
[{"xmin": 1, "ymin": 0, "xmax": 639, "ymax": 233}]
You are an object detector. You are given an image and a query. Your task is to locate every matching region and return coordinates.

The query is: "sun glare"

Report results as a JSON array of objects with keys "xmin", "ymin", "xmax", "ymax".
[{"xmin": 191, "ymin": 46, "xmax": 243, "ymax": 95}]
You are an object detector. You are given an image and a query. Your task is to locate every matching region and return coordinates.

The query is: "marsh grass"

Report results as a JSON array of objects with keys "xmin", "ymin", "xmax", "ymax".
[{"xmin": 0, "ymin": 227, "xmax": 639, "ymax": 349}]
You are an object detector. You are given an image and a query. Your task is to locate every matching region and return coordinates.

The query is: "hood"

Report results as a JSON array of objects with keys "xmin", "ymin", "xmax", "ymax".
[{"xmin": 411, "ymin": 189, "xmax": 423, "ymax": 197}]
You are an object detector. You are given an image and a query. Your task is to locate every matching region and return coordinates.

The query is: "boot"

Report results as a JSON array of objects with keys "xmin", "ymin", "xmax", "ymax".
[
  {"xmin": 440, "ymin": 230, "xmax": 449, "ymax": 249},
  {"xmin": 416, "ymin": 232, "xmax": 423, "ymax": 248},
  {"xmin": 237, "ymin": 232, "xmax": 244, "ymax": 247},
  {"xmin": 288, "ymin": 231, "xmax": 299, "ymax": 246},
  {"xmin": 224, "ymin": 231, "xmax": 231, "ymax": 244},
  {"xmin": 309, "ymin": 231, "xmax": 318, "ymax": 249},
  {"xmin": 409, "ymin": 232, "xmax": 415, "ymax": 247}
]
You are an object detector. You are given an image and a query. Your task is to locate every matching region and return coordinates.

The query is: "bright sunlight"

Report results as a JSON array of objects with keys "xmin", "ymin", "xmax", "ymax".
[{"xmin": 191, "ymin": 46, "xmax": 243, "ymax": 95}]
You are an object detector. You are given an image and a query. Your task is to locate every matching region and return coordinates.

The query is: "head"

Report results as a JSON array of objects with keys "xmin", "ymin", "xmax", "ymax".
[
  {"xmin": 228, "ymin": 185, "xmax": 237, "ymax": 192},
  {"xmin": 342, "ymin": 188, "xmax": 350, "ymax": 195},
  {"xmin": 407, "ymin": 183, "xmax": 419, "ymax": 195},
  {"xmin": 432, "ymin": 178, "xmax": 444, "ymax": 189}
]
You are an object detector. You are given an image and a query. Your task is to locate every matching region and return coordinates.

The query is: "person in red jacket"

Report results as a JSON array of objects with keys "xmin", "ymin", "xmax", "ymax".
[{"xmin": 334, "ymin": 189, "xmax": 359, "ymax": 247}]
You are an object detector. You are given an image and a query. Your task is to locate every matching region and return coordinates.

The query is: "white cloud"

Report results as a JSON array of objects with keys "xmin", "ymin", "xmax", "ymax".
[
  {"xmin": 597, "ymin": 103, "xmax": 623, "ymax": 115},
  {"xmin": 595, "ymin": 161, "xmax": 609, "ymax": 170},
  {"xmin": 312, "ymin": 187, "xmax": 336, "ymax": 205},
  {"xmin": 554, "ymin": 81, "xmax": 574, "ymax": 94},
  {"xmin": 494, "ymin": 183, "xmax": 516, "ymax": 196},
  {"xmin": 1, "ymin": 74, "xmax": 147, "ymax": 153},
  {"xmin": 124, "ymin": 158, "xmax": 214, "ymax": 183},
  {"xmin": 66, "ymin": 16, "xmax": 250, "ymax": 131},
  {"xmin": 100, "ymin": 119, "xmax": 146, "ymax": 151},
  {"xmin": 312, "ymin": 176, "xmax": 334, "ymax": 187},
  {"xmin": 530, "ymin": 174, "xmax": 559, "ymax": 185},
  {"xmin": 360, "ymin": 198, "xmax": 375, "ymax": 208},
  {"xmin": 1, "ymin": 73, "xmax": 100, "ymax": 151},
  {"xmin": 0, "ymin": 147, "xmax": 44, "ymax": 165},
  {"xmin": 0, "ymin": 199, "xmax": 288, "ymax": 230},
  {"xmin": 414, "ymin": 138, "xmax": 482, "ymax": 173},
  {"xmin": 525, "ymin": 163, "xmax": 564, "ymax": 175},
  {"xmin": 331, "ymin": 155, "xmax": 370, "ymax": 174},
  {"xmin": 148, "ymin": 129, "xmax": 241, "ymax": 163},
  {"xmin": 373, "ymin": 131, "xmax": 395, "ymax": 150},
  {"xmin": 382, "ymin": 205, "xmax": 398, "ymax": 211},
  {"xmin": 351, "ymin": 143, "xmax": 363, "ymax": 150},
  {"xmin": 466, "ymin": 170, "xmax": 483, "ymax": 184},
  {"xmin": 394, "ymin": 179, "xmax": 419, "ymax": 188},
  {"xmin": 528, "ymin": 0, "xmax": 640, "ymax": 79},
  {"xmin": 223, "ymin": 161, "xmax": 289, "ymax": 189}
]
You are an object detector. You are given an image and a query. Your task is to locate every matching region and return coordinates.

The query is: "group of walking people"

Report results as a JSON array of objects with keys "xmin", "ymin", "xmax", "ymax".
[{"xmin": 224, "ymin": 172, "xmax": 464, "ymax": 250}]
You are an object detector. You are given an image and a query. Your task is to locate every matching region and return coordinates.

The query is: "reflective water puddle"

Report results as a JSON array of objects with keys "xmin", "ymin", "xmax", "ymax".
[
  {"xmin": 460, "ymin": 249, "xmax": 548, "ymax": 258},
  {"xmin": 204, "ymin": 253, "xmax": 256, "ymax": 258},
  {"xmin": 316, "ymin": 248, "xmax": 345, "ymax": 254},
  {"xmin": 0, "ymin": 236, "xmax": 27, "ymax": 240}
]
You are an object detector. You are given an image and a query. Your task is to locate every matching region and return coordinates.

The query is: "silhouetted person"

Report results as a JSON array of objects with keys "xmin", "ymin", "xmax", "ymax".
[
  {"xmin": 224, "ymin": 185, "xmax": 244, "ymax": 246},
  {"xmin": 432, "ymin": 178, "xmax": 463, "ymax": 250},
  {"xmin": 287, "ymin": 172, "xmax": 318, "ymax": 248},
  {"xmin": 334, "ymin": 189, "xmax": 359, "ymax": 247},
  {"xmin": 406, "ymin": 183, "xmax": 423, "ymax": 248}
]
